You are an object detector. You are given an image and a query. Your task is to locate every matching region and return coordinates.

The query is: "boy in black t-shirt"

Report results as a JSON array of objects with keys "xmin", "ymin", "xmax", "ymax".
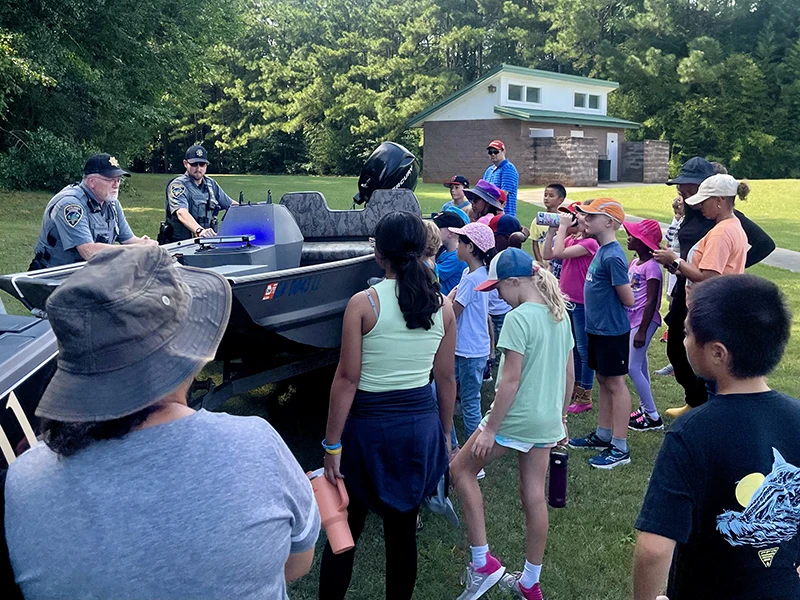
[{"xmin": 634, "ymin": 274, "xmax": 800, "ymax": 600}]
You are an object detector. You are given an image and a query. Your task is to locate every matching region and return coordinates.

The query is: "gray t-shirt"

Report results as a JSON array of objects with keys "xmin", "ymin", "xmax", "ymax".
[{"xmin": 5, "ymin": 410, "xmax": 320, "ymax": 599}]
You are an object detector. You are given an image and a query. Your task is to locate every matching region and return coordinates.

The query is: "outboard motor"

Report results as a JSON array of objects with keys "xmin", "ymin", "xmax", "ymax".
[{"xmin": 353, "ymin": 141, "xmax": 418, "ymax": 205}]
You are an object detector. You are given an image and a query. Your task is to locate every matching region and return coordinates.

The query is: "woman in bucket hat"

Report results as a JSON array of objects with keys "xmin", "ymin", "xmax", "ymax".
[
  {"xmin": 4, "ymin": 245, "xmax": 320, "ymax": 599},
  {"xmin": 623, "ymin": 219, "xmax": 664, "ymax": 432}
]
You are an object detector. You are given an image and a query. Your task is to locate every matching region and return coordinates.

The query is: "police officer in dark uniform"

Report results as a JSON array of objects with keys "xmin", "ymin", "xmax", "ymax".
[
  {"xmin": 159, "ymin": 144, "xmax": 236, "ymax": 243},
  {"xmin": 30, "ymin": 154, "xmax": 156, "ymax": 270}
]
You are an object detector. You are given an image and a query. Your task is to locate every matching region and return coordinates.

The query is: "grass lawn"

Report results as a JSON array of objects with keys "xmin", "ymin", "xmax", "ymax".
[
  {"xmin": 3, "ymin": 176, "xmax": 800, "ymax": 597},
  {"xmin": 563, "ymin": 180, "xmax": 800, "ymax": 253}
]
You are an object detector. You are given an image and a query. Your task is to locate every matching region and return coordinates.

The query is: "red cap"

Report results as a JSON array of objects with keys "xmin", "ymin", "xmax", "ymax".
[
  {"xmin": 488, "ymin": 214, "xmax": 503, "ymax": 232},
  {"xmin": 558, "ymin": 202, "xmax": 582, "ymax": 216},
  {"xmin": 487, "ymin": 140, "xmax": 505, "ymax": 152}
]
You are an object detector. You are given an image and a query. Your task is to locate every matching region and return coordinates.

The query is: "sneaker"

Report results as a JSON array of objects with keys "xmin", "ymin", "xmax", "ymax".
[
  {"xmin": 568, "ymin": 432, "xmax": 612, "ymax": 450},
  {"xmin": 482, "ymin": 360, "xmax": 493, "ymax": 382},
  {"xmin": 588, "ymin": 446, "xmax": 631, "ymax": 469},
  {"xmin": 566, "ymin": 400, "xmax": 592, "ymax": 414},
  {"xmin": 476, "ymin": 468, "xmax": 486, "ymax": 480},
  {"xmin": 654, "ymin": 364, "xmax": 674, "ymax": 376},
  {"xmin": 628, "ymin": 413, "xmax": 664, "ymax": 431},
  {"xmin": 499, "ymin": 572, "xmax": 544, "ymax": 600},
  {"xmin": 456, "ymin": 553, "xmax": 506, "ymax": 600},
  {"xmin": 665, "ymin": 404, "xmax": 691, "ymax": 418},
  {"xmin": 629, "ymin": 408, "xmax": 643, "ymax": 421},
  {"xmin": 660, "ymin": 330, "xmax": 668, "ymax": 343}
]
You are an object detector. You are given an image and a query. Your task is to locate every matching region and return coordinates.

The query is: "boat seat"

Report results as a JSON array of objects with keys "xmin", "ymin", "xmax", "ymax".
[
  {"xmin": 280, "ymin": 189, "xmax": 421, "ymax": 240},
  {"xmin": 301, "ymin": 241, "xmax": 374, "ymax": 264}
]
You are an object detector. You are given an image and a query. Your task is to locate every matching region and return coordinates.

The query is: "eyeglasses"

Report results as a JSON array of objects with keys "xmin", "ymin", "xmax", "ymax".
[
  {"xmin": 95, "ymin": 175, "xmax": 123, "ymax": 185},
  {"xmin": 487, "ymin": 149, "xmax": 500, "ymax": 155},
  {"xmin": 188, "ymin": 162, "xmax": 207, "ymax": 168}
]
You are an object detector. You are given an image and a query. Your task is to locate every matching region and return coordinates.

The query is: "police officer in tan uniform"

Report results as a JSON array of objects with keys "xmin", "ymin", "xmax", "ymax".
[
  {"xmin": 160, "ymin": 145, "xmax": 236, "ymax": 243},
  {"xmin": 30, "ymin": 154, "xmax": 155, "ymax": 270}
]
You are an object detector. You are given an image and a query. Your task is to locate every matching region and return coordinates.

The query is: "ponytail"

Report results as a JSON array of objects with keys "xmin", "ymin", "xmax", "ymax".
[
  {"xmin": 532, "ymin": 262, "xmax": 567, "ymax": 322},
  {"xmin": 374, "ymin": 212, "xmax": 443, "ymax": 330},
  {"xmin": 394, "ymin": 253, "xmax": 443, "ymax": 330}
]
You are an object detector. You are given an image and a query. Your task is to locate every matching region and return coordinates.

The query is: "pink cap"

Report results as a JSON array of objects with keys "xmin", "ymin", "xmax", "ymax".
[
  {"xmin": 623, "ymin": 219, "xmax": 663, "ymax": 250},
  {"xmin": 450, "ymin": 222, "xmax": 496, "ymax": 253}
]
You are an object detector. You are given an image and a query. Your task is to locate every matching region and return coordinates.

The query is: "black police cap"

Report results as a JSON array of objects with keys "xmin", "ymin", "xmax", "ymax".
[
  {"xmin": 84, "ymin": 154, "xmax": 130, "ymax": 178},
  {"xmin": 185, "ymin": 145, "xmax": 209, "ymax": 164}
]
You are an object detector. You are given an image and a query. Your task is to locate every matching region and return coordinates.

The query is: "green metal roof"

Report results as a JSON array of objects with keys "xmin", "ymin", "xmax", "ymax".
[
  {"xmin": 493, "ymin": 106, "xmax": 641, "ymax": 129},
  {"xmin": 407, "ymin": 64, "xmax": 620, "ymax": 128}
]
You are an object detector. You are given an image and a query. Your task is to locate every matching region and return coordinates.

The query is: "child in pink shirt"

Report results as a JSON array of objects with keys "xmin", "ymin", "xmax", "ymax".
[
  {"xmin": 543, "ymin": 202, "xmax": 600, "ymax": 412},
  {"xmin": 623, "ymin": 219, "xmax": 664, "ymax": 431}
]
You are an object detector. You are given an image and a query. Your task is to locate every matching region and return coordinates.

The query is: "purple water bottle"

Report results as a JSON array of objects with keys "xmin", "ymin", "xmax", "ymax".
[{"xmin": 548, "ymin": 448, "xmax": 568, "ymax": 508}]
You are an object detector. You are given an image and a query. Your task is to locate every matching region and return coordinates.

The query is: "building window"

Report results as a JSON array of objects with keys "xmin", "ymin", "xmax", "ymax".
[
  {"xmin": 509, "ymin": 84, "xmax": 523, "ymax": 102},
  {"xmin": 526, "ymin": 87, "xmax": 541, "ymax": 103},
  {"xmin": 589, "ymin": 94, "xmax": 600, "ymax": 109},
  {"xmin": 570, "ymin": 130, "xmax": 584, "ymax": 138},
  {"xmin": 574, "ymin": 93, "xmax": 586, "ymax": 108}
]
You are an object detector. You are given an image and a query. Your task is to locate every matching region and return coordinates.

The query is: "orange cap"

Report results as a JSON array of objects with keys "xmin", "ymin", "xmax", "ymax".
[{"xmin": 575, "ymin": 197, "xmax": 625, "ymax": 224}]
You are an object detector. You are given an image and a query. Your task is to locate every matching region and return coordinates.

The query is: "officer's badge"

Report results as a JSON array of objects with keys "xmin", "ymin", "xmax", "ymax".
[
  {"xmin": 109, "ymin": 156, "xmax": 120, "ymax": 168},
  {"xmin": 169, "ymin": 181, "xmax": 186, "ymax": 199},
  {"xmin": 63, "ymin": 204, "xmax": 83, "ymax": 227},
  {"xmin": 196, "ymin": 148, "xmax": 203, "ymax": 157}
]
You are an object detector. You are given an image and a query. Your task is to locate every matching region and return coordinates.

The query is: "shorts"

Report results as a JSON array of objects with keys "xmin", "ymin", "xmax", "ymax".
[
  {"xmin": 587, "ymin": 332, "xmax": 630, "ymax": 377},
  {"xmin": 479, "ymin": 425, "xmax": 557, "ymax": 453}
]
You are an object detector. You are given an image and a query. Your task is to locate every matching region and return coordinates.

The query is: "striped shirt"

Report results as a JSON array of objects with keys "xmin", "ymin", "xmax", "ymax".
[{"xmin": 483, "ymin": 159, "xmax": 519, "ymax": 216}]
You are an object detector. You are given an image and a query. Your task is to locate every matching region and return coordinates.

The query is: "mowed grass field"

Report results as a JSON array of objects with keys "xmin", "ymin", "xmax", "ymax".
[{"xmin": 3, "ymin": 175, "xmax": 800, "ymax": 598}]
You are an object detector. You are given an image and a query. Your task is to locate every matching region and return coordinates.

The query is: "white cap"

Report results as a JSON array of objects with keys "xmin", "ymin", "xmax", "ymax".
[{"xmin": 684, "ymin": 174, "xmax": 739, "ymax": 206}]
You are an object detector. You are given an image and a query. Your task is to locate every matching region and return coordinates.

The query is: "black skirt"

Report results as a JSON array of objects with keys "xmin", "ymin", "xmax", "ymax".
[{"xmin": 341, "ymin": 385, "xmax": 448, "ymax": 515}]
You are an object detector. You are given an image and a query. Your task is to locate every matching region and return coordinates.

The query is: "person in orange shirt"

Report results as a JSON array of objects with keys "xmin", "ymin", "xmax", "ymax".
[{"xmin": 654, "ymin": 173, "xmax": 750, "ymax": 416}]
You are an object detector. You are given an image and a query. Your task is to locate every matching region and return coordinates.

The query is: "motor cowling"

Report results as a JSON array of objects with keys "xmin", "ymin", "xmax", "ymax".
[{"xmin": 353, "ymin": 141, "xmax": 418, "ymax": 205}]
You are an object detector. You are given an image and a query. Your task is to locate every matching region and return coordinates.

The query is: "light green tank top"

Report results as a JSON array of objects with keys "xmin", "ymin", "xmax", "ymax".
[{"xmin": 358, "ymin": 278, "xmax": 445, "ymax": 392}]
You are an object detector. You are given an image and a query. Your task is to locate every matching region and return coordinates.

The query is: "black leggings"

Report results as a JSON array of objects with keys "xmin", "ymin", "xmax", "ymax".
[
  {"xmin": 666, "ymin": 297, "xmax": 708, "ymax": 408},
  {"xmin": 318, "ymin": 493, "xmax": 419, "ymax": 600}
]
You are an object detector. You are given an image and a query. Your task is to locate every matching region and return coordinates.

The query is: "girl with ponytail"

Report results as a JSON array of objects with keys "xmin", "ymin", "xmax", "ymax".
[
  {"xmin": 319, "ymin": 212, "xmax": 457, "ymax": 600},
  {"xmin": 451, "ymin": 248, "xmax": 574, "ymax": 600}
]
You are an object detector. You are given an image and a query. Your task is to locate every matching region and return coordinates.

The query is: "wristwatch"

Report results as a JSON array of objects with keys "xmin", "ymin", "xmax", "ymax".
[
  {"xmin": 194, "ymin": 226, "xmax": 203, "ymax": 236},
  {"xmin": 671, "ymin": 257, "xmax": 684, "ymax": 271}
]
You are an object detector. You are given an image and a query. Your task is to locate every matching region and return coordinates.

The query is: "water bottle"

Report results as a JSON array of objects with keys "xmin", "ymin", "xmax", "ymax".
[
  {"xmin": 548, "ymin": 448, "xmax": 568, "ymax": 508},
  {"xmin": 535, "ymin": 211, "xmax": 561, "ymax": 228}
]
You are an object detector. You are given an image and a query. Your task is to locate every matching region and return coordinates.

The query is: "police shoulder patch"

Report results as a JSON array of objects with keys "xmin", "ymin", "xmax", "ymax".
[
  {"xmin": 63, "ymin": 204, "xmax": 84, "ymax": 227},
  {"xmin": 169, "ymin": 181, "xmax": 186, "ymax": 200}
]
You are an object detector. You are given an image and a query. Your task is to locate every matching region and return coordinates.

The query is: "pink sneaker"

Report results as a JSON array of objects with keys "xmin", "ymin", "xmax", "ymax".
[
  {"xmin": 566, "ymin": 401, "xmax": 592, "ymax": 414},
  {"xmin": 499, "ymin": 572, "xmax": 544, "ymax": 600},
  {"xmin": 456, "ymin": 552, "xmax": 506, "ymax": 599}
]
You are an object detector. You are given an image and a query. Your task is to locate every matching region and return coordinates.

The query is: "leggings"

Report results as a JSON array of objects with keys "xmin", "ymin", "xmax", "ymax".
[
  {"xmin": 629, "ymin": 320, "xmax": 659, "ymax": 416},
  {"xmin": 319, "ymin": 493, "xmax": 420, "ymax": 600}
]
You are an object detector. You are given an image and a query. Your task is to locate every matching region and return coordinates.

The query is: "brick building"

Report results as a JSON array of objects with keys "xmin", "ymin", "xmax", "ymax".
[{"xmin": 408, "ymin": 64, "xmax": 669, "ymax": 187}]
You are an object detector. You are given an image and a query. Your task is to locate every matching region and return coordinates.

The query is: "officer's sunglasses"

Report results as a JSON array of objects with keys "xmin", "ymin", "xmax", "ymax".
[{"xmin": 487, "ymin": 149, "xmax": 500, "ymax": 155}]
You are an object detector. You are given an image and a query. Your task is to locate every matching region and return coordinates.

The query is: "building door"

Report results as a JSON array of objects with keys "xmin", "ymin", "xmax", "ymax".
[{"xmin": 607, "ymin": 133, "xmax": 618, "ymax": 182}]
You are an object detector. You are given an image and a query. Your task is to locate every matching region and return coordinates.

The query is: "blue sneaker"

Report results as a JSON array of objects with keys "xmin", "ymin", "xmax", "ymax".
[
  {"xmin": 568, "ymin": 432, "xmax": 612, "ymax": 450},
  {"xmin": 589, "ymin": 446, "xmax": 631, "ymax": 469}
]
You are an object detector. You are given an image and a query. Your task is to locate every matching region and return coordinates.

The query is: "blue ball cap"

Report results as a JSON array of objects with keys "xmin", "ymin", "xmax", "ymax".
[{"xmin": 475, "ymin": 248, "xmax": 533, "ymax": 292}]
